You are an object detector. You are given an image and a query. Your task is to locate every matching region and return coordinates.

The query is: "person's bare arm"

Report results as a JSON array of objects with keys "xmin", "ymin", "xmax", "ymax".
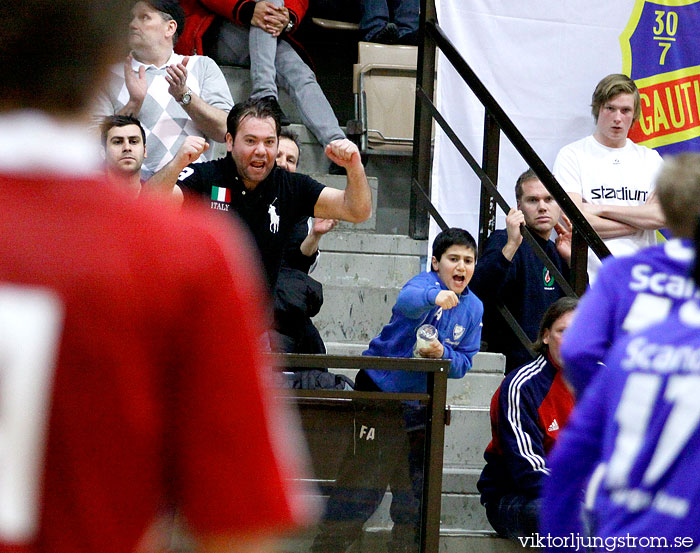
[
  {"xmin": 144, "ymin": 136, "xmax": 209, "ymax": 195},
  {"xmin": 166, "ymin": 57, "xmax": 228, "ymax": 142},
  {"xmin": 299, "ymin": 218, "xmax": 338, "ymax": 257},
  {"xmin": 567, "ymin": 192, "xmax": 638, "ymax": 239},
  {"xmin": 314, "ymin": 139, "xmax": 372, "ymax": 223},
  {"xmin": 584, "ymin": 191, "xmax": 665, "ymax": 230}
]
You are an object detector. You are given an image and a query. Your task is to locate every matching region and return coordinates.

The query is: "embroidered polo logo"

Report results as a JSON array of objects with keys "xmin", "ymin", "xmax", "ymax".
[
  {"xmin": 453, "ymin": 324, "xmax": 465, "ymax": 341},
  {"xmin": 268, "ymin": 203, "xmax": 280, "ymax": 233}
]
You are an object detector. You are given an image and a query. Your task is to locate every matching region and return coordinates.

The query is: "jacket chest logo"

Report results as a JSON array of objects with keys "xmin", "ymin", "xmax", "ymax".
[{"xmin": 543, "ymin": 267, "xmax": 554, "ymax": 289}]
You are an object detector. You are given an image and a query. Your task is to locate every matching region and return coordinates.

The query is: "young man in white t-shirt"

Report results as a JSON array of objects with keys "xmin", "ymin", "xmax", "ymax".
[{"xmin": 553, "ymin": 74, "xmax": 665, "ymax": 282}]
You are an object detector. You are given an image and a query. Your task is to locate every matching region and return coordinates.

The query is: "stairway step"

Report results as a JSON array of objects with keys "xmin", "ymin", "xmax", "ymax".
[
  {"xmin": 441, "ymin": 493, "xmax": 491, "ymax": 533},
  {"xmin": 314, "ymin": 285, "xmax": 398, "ymax": 344},
  {"xmin": 467, "ymin": 352, "xmax": 506, "ymax": 374},
  {"xmin": 443, "ymin": 407, "xmax": 491, "ymax": 467},
  {"xmin": 440, "ymin": 531, "xmax": 531, "ymax": 553},
  {"xmin": 185, "ymin": 529, "xmax": 523, "ymax": 553},
  {"xmin": 446, "ymin": 369, "xmax": 503, "ymax": 408},
  {"xmin": 324, "ymin": 342, "xmax": 367, "ymax": 356},
  {"xmin": 442, "ymin": 466, "xmax": 482, "ymax": 494},
  {"xmin": 354, "ymin": 491, "xmax": 492, "ymax": 534},
  {"xmin": 313, "ymin": 254, "xmax": 421, "ymax": 288},
  {"xmin": 321, "ymin": 230, "xmax": 428, "ymax": 256}
]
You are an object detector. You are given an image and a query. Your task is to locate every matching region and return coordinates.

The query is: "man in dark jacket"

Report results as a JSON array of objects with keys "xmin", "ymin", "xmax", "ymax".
[
  {"xmin": 273, "ymin": 129, "xmax": 337, "ymax": 354},
  {"xmin": 470, "ymin": 169, "xmax": 571, "ymax": 373}
]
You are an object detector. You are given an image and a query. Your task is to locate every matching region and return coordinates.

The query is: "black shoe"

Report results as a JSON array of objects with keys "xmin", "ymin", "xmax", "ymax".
[
  {"xmin": 398, "ymin": 30, "xmax": 419, "ymax": 46},
  {"xmin": 367, "ymin": 22, "xmax": 398, "ymax": 45},
  {"xmin": 261, "ymin": 95, "xmax": 291, "ymax": 126}
]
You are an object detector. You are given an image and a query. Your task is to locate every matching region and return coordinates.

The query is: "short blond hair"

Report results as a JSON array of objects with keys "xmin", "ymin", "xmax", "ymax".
[
  {"xmin": 656, "ymin": 153, "xmax": 700, "ymax": 238},
  {"xmin": 591, "ymin": 74, "xmax": 641, "ymax": 123}
]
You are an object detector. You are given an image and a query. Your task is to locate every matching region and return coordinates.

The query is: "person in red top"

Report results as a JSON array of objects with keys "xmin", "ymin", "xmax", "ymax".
[
  {"xmin": 476, "ymin": 297, "xmax": 577, "ymax": 541},
  {"xmin": 0, "ymin": 1, "xmax": 314, "ymax": 552},
  {"xmin": 176, "ymin": 0, "xmax": 346, "ymax": 149}
]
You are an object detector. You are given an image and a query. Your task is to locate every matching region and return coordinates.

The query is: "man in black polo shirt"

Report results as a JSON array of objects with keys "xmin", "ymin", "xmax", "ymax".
[{"xmin": 147, "ymin": 96, "xmax": 371, "ymax": 289}]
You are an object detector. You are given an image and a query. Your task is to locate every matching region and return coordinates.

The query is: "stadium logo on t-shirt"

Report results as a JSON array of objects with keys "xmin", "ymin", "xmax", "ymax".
[
  {"xmin": 590, "ymin": 186, "xmax": 649, "ymax": 202},
  {"xmin": 621, "ymin": 0, "xmax": 700, "ymax": 154}
]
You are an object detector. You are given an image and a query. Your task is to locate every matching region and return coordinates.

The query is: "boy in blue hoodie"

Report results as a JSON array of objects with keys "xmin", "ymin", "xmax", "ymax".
[{"xmin": 311, "ymin": 227, "xmax": 483, "ymax": 553}]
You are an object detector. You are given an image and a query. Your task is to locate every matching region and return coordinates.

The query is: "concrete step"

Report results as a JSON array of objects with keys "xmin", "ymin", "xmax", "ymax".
[
  {"xmin": 314, "ymin": 285, "xmax": 398, "ymax": 345},
  {"xmin": 320, "ymin": 231, "xmax": 428, "ymax": 256},
  {"xmin": 443, "ymin": 407, "xmax": 491, "ymax": 468},
  {"xmin": 441, "ymin": 493, "xmax": 490, "ymax": 533},
  {"xmin": 321, "ymin": 529, "xmax": 527, "ymax": 553},
  {"xmin": 324, "ymin": 342, "xmax": 368, "ymax": 356},
  {"xmin": 440, "ymin": 531, "xmax": 531, "ymax": 553},
  {"xmin": 446, "ymin": 369, "xmax": 503, "ymax": 408},
  {"xmin": 184, "ymin": 528, "xmax": 525, "ymax": 553},
  {"xmin": 442, "ymin": 466, "xmax": 481, "ymax": 494},
  {"xmin": 357, "ymin": 492, "xmax": 490, "ymax": 535},
  {"xmin": 311, "ymin": 230, "xmax": 427, "ymax": 347},
  {"xmin": 313, "ymin": 253, "xmax": 422, "ymax": 288}
]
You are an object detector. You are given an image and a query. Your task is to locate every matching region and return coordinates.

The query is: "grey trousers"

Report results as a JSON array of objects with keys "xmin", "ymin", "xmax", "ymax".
[{"xmin": 214, "ymin": 13, "xmax": 345, "ymax": 147}]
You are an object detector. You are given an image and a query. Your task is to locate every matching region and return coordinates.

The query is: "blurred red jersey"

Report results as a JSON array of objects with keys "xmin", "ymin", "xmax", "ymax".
[{"xmin": 0, "ymin": 114, "xmax": 313, "ymax": 553}]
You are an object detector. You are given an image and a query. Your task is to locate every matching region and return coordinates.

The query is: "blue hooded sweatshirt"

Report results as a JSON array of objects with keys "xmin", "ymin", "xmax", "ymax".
[{"xmin": 364, "ymin": 270, "xmax": 483, "ymax": 393}]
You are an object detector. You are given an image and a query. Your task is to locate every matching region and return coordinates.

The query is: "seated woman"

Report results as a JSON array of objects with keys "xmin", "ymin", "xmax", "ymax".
[{"xmin": 477, "ymin": 297, "xmax": 578, "ymax": 540}]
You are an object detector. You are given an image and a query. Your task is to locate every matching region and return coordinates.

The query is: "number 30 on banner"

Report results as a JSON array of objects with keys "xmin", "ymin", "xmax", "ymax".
[{"xmin": 0, "ymin": 286, "xmax": 63, "ymax": 543}]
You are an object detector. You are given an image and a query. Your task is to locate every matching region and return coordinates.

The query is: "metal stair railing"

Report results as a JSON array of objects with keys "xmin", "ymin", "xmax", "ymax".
[
  {"xmin": 408, "ymin": 0, "xmax": 614, "ymax": 355},
  {"xmin": 410, "ymin": 0, "xmax": 612, "ymax": 297}
]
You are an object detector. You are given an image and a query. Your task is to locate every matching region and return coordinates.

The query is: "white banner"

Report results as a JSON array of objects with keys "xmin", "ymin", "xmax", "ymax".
[{"xmin": 429, "ymin": 0, "xmax": 700, "ymax": 252}]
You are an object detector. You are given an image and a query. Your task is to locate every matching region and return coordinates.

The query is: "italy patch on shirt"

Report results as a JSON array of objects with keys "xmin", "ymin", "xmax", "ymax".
[{"xmin": 210, "ymin": 186, "xmax": 231, "ymax": 211}]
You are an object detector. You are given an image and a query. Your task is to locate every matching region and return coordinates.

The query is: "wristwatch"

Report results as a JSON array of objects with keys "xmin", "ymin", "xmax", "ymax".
[
  {"xmin": 180, "ymin": 88, "xmax": 192, "ymax": 106},
  {"xmin": 285, "ymin": 19, "xmax": 294, "ymax": 33}
]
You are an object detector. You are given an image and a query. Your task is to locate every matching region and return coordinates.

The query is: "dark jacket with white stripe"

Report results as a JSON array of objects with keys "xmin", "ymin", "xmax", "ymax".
[{"xmin": 477, "ymin": 354, "xmax": 574, "ymax": 504}]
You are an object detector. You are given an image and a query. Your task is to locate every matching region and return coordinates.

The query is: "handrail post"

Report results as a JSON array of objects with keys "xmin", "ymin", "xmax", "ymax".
[
  {"xmin": 570, "ymin": 228, "xmax": 589, "ymax": 295},
  {"xmin": 478, "ymin": 112, "xmax": 500, "ymax": 253},
  {"xmin": 410, "ymin": 0, "xmax": 438, "ymax": 240},
  {"xmin": 421, "ymin": 363, "xmax": 448, "ymax": 553}
]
